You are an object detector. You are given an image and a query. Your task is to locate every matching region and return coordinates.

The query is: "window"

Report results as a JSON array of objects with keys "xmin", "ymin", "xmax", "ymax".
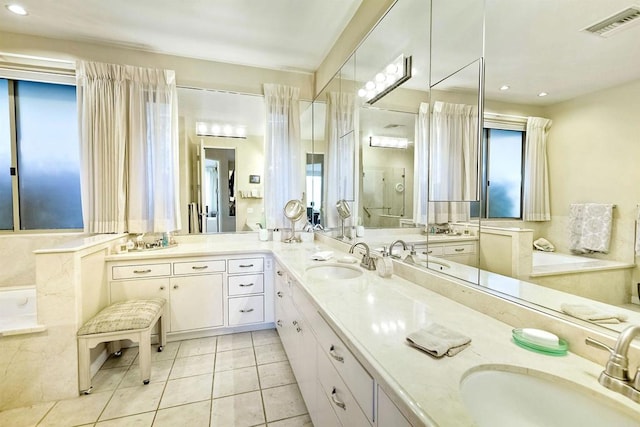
[
  {"xmin": 474, "ymin": 128, "xmax": 525, "ymax": 219},
  {"xmin": 0, "ymin": 78, "xmax": 83, "ymax": 231}
]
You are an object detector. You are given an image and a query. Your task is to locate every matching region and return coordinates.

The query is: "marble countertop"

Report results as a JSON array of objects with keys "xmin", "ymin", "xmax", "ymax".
[{"xmin": 103, "ymin": 236, "xmax": 640, "ymax": 426}]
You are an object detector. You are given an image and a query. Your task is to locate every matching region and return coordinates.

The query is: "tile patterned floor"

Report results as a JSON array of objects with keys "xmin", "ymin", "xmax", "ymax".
[{"xmin": 0, "ymin": 330, "xmax": 313, "ymax": 427}]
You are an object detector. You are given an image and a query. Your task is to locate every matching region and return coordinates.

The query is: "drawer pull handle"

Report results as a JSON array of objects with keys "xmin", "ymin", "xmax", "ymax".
[
  {"xmin": 331, "ymin": 388, "xmax": 346, "ymax": 410},
  {"xmin": 239, "ymin": 283, "xmax": 254, "ymax": 287},
  {"xmin": 133, "ymin": 269, "xmax": 152, "ymax": 274},
  {"xmin": 277, "ymin": 320, "xmax": 283, "ymax": 327},
  {"xmin": 292, "ymin": 320, "xmax": 298, "ymax": 326},
  {"xmin": 277, "ymin": 270, "xmax": 284, "ymax": 276},
  {"xmin": 426, "ymin": 250, "xmax": 433, "ymax": 254},
  {"xmin": 173, "ymin": 285, "xmax": 179, "ymax": 289},
  {"xmin": 277, "ymin": 291, "xmax": 284, "ymax": 298},
  {"xmin": 191, "ymin": 265, "xmax": 209, "ymax": 270},
  {"xmin": 159, "ymin": 286, "xmax": 165, "ymax": 291},
  {"xmin": 239, "ymin": 264, "xmax": 254, "ymax": 268},
  {"xmin": 240, "ymin": 308, "xmax": 254, "ymax": 313},
  {"xmin": 296, "ymin": 326, "xmax": 302, "ymax": 333},
  {"xmin": 454, "ymin": 248, "xmax": 464, "ymax": 252},
  {"xmin": 329, "ymin": 345, "xmax": 344, "ymax": 363}
]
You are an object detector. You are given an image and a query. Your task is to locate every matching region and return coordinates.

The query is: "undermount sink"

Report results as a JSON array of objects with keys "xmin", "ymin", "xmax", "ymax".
[
  {"xmin": 460, "ymin": 367, "xmax": 639, "ymax": 427},
  {"xmin": 305, "ymin": 263, "xmax": 363, "ymax": 280}
]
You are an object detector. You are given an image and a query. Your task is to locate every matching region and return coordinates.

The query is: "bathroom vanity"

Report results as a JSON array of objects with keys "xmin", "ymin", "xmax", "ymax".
[{"xmin": 100, "ymin": 234, "xmax": 640, "ymax": 426}]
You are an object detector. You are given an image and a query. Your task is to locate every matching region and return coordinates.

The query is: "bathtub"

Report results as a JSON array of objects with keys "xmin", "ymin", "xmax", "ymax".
[
  {"xmin": 0, "ymin": 286, "xmax": 46, "ymax": 336},
  {"xmin": 529, "ymin": 251, "xmax": 634, "ymax": 306}
]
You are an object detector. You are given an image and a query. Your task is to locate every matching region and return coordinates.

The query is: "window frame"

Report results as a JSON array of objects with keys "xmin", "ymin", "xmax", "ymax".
[
  {"xmin": 0, "ymin": 71, "xmax": 83, "ymax": 233},
  {"xmin": 477, "ymin": 116, "xmax": 527, "ymax": 220}
]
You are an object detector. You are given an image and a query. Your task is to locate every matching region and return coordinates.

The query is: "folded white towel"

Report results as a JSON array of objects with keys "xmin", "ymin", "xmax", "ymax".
[
  {"xmin": 406, "ymin": 323, "xmax": 471, "ymax": 357},
  {"xmin": 310, "ymin": 251, "xmax": 333, "ymax": 261},
  {"xmin": 560, "ymin": 303, "xmax": 628, "ymax": 324}
]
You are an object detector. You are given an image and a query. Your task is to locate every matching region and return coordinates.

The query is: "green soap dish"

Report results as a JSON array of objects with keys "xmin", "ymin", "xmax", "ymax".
[{"xmin": 512, "ymin": 328, "xmax": 568, "ymax": 356}]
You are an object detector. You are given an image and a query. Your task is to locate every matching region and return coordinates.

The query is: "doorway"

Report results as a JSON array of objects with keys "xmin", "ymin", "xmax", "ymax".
[{"xmin": 201, "ymin": 147, "xmax": 236, "ymax": 233}]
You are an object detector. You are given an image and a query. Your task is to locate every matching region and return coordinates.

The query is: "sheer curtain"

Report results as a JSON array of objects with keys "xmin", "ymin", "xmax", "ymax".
[
  {"xmin": 324, "ymin": 92, "xmax": 356, "ymax": 228},
  {"xmin": 413, "ymin": 103, "xmax": 429, "ymax": 225},
  {"xmin": 523, "ymin": 117, "xmax": 552, "ymax": 221},
  {"xmin": 263, "ymin": 83, "xmax": 302, "ymax": 229},
  {"xmin": 76, "ymin": 61, "xmax": 181, "ymax": 234},
  {"xmin": 429, "ymin": 101, "xmax": 478, "ymax": 223}
]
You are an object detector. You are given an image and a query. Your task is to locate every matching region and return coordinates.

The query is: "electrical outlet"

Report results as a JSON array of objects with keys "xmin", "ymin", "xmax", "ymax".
[{"xmin": 265, "ymin": 257, "xmax": 273, "ymax": 271}]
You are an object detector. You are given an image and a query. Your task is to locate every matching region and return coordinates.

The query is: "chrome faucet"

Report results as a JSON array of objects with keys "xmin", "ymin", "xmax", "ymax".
[
  {"xmin": 586, "ymin": 325, "xmax": 640, "ymax": 403},
  {"xmin": 389, "ymin": 239, "xmax": 408, "ymax": 258},
  {"xmin": 349, "ymin": 242, "xmax": 376, "ymax": 270}
]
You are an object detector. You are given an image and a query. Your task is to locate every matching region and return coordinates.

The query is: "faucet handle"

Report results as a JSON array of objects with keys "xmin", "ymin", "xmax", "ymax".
[{"xmin": 585, "ymin": 337, "xmax": 615, "ymax": 356}]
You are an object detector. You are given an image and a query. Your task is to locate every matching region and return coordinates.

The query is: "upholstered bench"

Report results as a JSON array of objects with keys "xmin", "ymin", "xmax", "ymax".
[{"xmin": 77, "ymin": 298, "xmax": 167, "ymax": 394}]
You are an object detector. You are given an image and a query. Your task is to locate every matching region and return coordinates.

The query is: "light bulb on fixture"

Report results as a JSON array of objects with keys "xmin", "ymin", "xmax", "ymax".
[
  {"xmin": 538, "ymin": 92, "xmax": 548, "ymax": 97},
  {"xmin": 223, "ymin": 125, "xmax": 233, "ymax": 135},
  {"xmin": 211, "ymin": 124, "xmax": 221, "ymax": 134},
  {"xmin": 358, "ymin": 88, "xmax": 367, "ymax": 97},
  {"xmin": 500, "ymin": 85, "xmax": 510, "ymax": 91},
  {"xmin": 365, "ymin": 81, "xmax": 375, "ymax": 90},
  {"xmin": 196, "ymin": 122, "xmax": 208, "ymax": 134}
]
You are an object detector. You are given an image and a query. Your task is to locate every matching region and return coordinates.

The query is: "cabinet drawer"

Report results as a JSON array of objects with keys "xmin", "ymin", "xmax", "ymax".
[
  {"xmin": 420, "ymin": 246, "xmax": 444, "ymax": 256},
  {"xmin": 173, "ymin": 259, "xmax": 226, "ymax": 275},
  {"xmin": 314, "ymin": 316, "xmax": 374, "ymax": 422},
  {"xmin": 228, "ymin": 257, "xmax": 264, "ymax": 274},
  {"xmin": 111, "ymin": 263, "xmax": 171, "ymax": 280},
  {"xmin": 317, "ymin": 346, "xmax": 370, "ymax": 427},
  {"xmin": 228, "ymin": 295, "xmax": 264, "ymax": 325},
  {"xmin": 443, "ymin": 243, "xmax": 475, "ymax": 255},
  {"xmin": 228, "ymin": 273, "xmax": 264, "ymax": 296}
]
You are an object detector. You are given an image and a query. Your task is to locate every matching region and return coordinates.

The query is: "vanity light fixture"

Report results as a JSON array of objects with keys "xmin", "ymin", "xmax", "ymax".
[
  {"xmin": 369, "ymin": 136, "xmax": 409, "ymax": 149},
  {"xmin": 6, "ymin": 3, "xmax": 27, "ymax": 15},
  {"xmin": 357, "ymin": 54, "xmax": 412, "ymax": 105},
  {"xmin": 196, "ymin": 121, "xmax": 247, "ymax": 139}
]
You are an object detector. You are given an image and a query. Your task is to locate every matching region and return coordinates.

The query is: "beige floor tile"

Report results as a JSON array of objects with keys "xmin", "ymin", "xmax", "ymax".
[
  {"xmin": 95, "ymin": 411, "xmax": 155, "ymax": 426},
  {"xmin": 119, "ymin": 359, "xmax": 174, "ymax": 389},
  {"xmin": 159, "ymin": 373, "xmax": 213, "ymax": 409},
  {"xmin": 267, "ymin": 414, "xmax": 313, "ymax": 427},
  {"xmin": 257, "ymin": 361, "xmax": 296, "ymax": 389},
  {"xmin": 212, "ymin": 366, "xmax": 260, "ymax": 398},
  {"xmin": 169, "ymin": 353, "xmax": 215, "ymax": 380},
  {"xmin": 99, "ymin": 383, "xmax": 165, "ymax": 421},
  {"xmin": 211, "ymin": 391, "xmax": 264, "ymax": 427},
  {"xmin": 176, "ymin": 336, "xmax": 217, "ymax": 358},
  {"xmin": 151, "ymin": 342, "xmax": 179, "ymax": 362},
  {"xmin": 254, "ymin": 342, "xmax": 287, "ymax": 365},
  {"xmin": 153, "ymin": 400, "xmax": 211, "ymax": 427},
  {"xmin": 251, "ymin": 329, "xmax": 281, "ymax": 347},
  {"xmin": 262, "ymin": 384, "xmax": 307, "ymax": 423},
  {"xmin": 0, "ymin": 401, "xmax": 54, "ymax": 427},
  {"xmin": 102, "ymin": 347, "xmax": 139, "ymax": 369},
  {"xmin": 38, "ymin": 392, "xmax": 112, "ymax": 427},
  {"xmin": 214, "ymin": 347, "xmax": 256, "ymax": 372},
  {"xmin": 91, "ymin": 367, "xmax": 128, "ymax": 392},
  {"xmin": 216, "ymin": 332, "xmax": 253, "ymax": 352}
]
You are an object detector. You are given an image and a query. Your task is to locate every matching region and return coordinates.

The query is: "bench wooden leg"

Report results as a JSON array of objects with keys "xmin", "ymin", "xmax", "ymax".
[
  {"xmin": 77, "ymin": 338, "xmax": 92, "ymax": 394},
  {"xmin": 139, "ymin": 331, "xmax": 151, "ymax": 385}
]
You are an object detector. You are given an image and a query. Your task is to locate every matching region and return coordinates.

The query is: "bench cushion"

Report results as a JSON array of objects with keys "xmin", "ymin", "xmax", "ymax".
[{"xmin": 78, "ymin": 298, "xmax": 165, "ymax": 336}]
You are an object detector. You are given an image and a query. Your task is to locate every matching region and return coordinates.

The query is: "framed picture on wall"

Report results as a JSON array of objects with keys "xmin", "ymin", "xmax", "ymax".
[{"xmin": 249, "ymin": 175, "xmax": 260, "ymax": 184}]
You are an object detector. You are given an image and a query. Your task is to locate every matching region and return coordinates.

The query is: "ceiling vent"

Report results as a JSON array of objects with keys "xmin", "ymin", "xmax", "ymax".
[
  {"xmin": 582, "ymin": 6, "xmax": 640, "ymax": 37},
  {"xmin": 383, "ymin": 123, "xmax": 404, "ymax": 129}
]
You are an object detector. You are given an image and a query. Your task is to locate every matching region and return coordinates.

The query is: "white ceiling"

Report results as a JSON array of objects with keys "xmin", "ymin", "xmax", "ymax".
[{"xmin": 0, "ymin": 0, "xmax": 362, "ymax": 72}]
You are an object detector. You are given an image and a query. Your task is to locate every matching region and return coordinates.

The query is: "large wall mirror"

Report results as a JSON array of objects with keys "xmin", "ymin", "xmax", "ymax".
[{"xmin": 313, "ymin": 0, "xmax": 640, "ymax": 333}]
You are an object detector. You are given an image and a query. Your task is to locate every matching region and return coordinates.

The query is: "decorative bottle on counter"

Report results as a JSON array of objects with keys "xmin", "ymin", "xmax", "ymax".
[{"xmin": 376, "ymin": 246, "xmax": 393, "ymax": 278}]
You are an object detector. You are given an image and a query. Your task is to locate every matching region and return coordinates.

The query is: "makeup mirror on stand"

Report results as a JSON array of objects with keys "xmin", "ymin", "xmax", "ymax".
[
  {"xmin": 283, "ymin": 199, "xmax": 305, "ymax": 243},
  {"xmin": 336, "ymin": 199, "xmax": 352, "ymax": 240}
]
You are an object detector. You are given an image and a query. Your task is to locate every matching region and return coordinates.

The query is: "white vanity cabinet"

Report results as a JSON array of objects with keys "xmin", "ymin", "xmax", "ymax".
[
  {"xmin": 107, "ymin": 254, "xmax": 273, "ymax": 336},
  {"xmin": 418, "ymin": 240, "xmax": 478, "ymax": 267},
  {"xmin": 275, "ymin": 263, "xmax": 382, "ymax": 427}
]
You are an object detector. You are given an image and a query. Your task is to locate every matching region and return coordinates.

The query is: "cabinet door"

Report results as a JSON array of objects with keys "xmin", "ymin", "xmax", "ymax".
[
  {"xmin": 170, "ymin": 274, "xmax": 223, "ymax": 332},
  {"xmin": 377, "ymin": 385, "xmax": 412, "ymax": 427},
  {"xmin": 110, "ymin": 278, "xmax": 171, "ymax": 332}
]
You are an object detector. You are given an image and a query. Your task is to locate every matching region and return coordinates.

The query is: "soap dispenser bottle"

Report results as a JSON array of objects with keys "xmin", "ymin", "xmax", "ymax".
[{"xmin": 376, "ymin": 246, "xmax": 394, "ymax": 278}]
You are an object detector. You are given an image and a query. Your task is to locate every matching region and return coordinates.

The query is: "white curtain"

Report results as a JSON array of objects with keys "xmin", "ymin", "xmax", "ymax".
[
  {"xmin": 413, "ymin": 103, "xmax": 429, "ymax": 225},
  {"xmin": 324, "ymin": 92, "xmax": 356, "ymax": 228},
  {"xmin": 76, "ymin": 61, "xmax": 181, "ymax": 234},
  {"xmin": 429, "ymin": 101, "xmax": 478, "ymax": 223},
  {"xmin": 263, "ymin": 83, "xmax": 302, "ymax": 230},
  {"xmin": 523, "ymin": 117, "xmax": 552, "ymax": 221}
]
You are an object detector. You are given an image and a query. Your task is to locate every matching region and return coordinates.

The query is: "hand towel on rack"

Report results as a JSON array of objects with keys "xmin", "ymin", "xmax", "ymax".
[
  {"xmin": 560, "ymin": 303, "xmax": 628, "ymax": 324},
  {"xmin": 568, "ymin": 204, "xmax": 586, "ymax": 253},
  {"xmin": 580, "ymin": 203, "xmax": 613, "ymax": 253},
  {"xmin": 406, "ymin": 323, "xmax": 471, "ymax": 357}
]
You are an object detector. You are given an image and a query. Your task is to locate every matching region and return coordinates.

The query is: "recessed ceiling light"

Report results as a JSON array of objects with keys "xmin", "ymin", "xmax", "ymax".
[
  {"xmin": 500, "ymin": 85, "xmax": 510, "ymax": 91},
  {"xmin": 6, "ymin": 4, "xmax": 28, "ymax": 15},
  {"xmin": 538, "ymin": 92, "xmax": 548, "ymax": 97}
]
